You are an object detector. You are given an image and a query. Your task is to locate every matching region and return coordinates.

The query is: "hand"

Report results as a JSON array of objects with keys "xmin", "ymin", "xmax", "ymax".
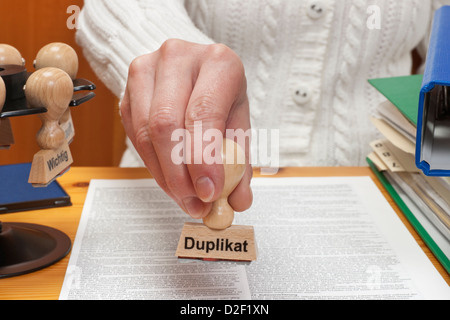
[{"xmin": 120, "ymin": 39, "xmax": 253, "ymax": 219}]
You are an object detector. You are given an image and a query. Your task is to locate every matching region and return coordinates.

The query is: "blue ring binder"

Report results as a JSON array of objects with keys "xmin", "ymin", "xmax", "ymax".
[{"xmin": 416, "ymin": 6, "xmax": 450, "ymax": 176}]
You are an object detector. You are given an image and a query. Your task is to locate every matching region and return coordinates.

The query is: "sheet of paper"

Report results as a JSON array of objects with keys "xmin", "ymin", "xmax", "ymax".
[
  {"xmin": 238, "ymin": 177, "xmax": 449, "ymax": 300},
  {"xmin": 60, "ymin": 177, "xmax": 450, "ymax": 300},
  {"xmin": 59, "ymin": 179, "xmax": 251, "ymax": 300}
]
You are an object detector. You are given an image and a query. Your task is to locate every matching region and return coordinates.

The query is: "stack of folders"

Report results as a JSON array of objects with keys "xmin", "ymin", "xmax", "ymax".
[{"xmin": 367, "ymin": 75, "xmax": 450, "ymax": 273}]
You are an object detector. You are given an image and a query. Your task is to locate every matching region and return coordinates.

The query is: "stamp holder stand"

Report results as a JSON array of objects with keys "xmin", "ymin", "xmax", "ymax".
[{"xmin": 0, "ymin": 43, "xmax": 95, "ymax": 278}]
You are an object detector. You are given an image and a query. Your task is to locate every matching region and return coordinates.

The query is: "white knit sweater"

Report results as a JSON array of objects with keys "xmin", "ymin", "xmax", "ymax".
[{"xmin": 76, "ymin": 0, "xmax": 449, "ymax": 167}]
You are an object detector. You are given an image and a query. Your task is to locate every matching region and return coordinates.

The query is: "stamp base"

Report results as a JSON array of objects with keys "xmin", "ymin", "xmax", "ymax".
[
  {"xmin": 28, "ymin": 142, "xmax": 73, "ymax": 187},
  {"xmin": 176, "ymin": 222, "xmax": 257, "ymax": 262}
]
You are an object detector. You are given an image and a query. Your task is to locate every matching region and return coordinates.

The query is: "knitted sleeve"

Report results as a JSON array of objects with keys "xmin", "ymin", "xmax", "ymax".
[{"xmin": 76, "ymin": 0, "xmax": 213, "ymax": 98}]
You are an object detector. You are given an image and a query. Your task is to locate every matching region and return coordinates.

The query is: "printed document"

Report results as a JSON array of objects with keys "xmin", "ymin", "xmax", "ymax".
[{"xmin": 60, "ymin": 177, "xmax": 450, "ymax": 300}]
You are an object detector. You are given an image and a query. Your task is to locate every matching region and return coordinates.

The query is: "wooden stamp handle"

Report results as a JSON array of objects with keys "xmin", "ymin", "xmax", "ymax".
[
  {"xmin": 202, "ymin": 138, "xmax": 247, "ymax": 230},
  {"xmin": 25, "ymin": 67, "xmax": 74, "ymax": 150},
  {"xmin": 34, "ymin": 43, "xmax": 79, "ymax": 144},
  {"xmin": 34, "ymin": 42, "xmax": 78, "ymax": 79},
  {"xmin": 0, "ymin": 44, "xmax": 25, "ymax": 66}
]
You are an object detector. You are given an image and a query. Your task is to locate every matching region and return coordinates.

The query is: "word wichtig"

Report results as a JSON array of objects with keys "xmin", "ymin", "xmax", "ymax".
[{"xmin": 47, "ymin": 150, "xmax": 69, "ymax": 172}]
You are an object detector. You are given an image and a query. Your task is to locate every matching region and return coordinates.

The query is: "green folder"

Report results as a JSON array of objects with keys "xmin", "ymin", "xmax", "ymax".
[{"xmin": 368, "ymin": 75, "xmax": 423, "ymax": 126}]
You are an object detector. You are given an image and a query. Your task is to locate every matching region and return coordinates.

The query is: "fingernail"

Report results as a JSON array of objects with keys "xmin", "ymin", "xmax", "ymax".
[
  {"xmin": 182, "ymin": 197, "xmax": 205, "ymax": 219},
  {"xmin": 196, "ymin": 176, "xmax": 215, "ymax": 203}
]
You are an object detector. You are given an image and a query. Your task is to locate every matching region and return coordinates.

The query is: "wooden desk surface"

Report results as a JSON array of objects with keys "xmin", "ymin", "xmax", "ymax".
[{"xmin": 0, "ymin": 167, "xmax": 448, "ymax": 299}]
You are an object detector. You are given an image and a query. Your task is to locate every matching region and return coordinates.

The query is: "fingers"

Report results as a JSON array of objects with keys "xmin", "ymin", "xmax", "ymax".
[
  {"xmin": 123, "ymin": 56, "xmax": 156, "ymax": 164},
  {"xmin": 121, "ymin": 40, "xmax": 253, "ymax": 219},
  {"xmin": 122, "ymin": 47, "xmax": 212, "ymax": 219},
  {"xmin": 120, "ymin": 55, "xmax": 173, "ymax": 200},
  {"xmin": 185, "ymin": 44, "xmax": 250, "ymax": 208},
  {"xmin": 148, "ymin": 43, "xmax": 212, "ymax": 218}
]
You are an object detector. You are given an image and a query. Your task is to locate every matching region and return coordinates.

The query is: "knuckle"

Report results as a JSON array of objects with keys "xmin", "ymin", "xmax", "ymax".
[
  {"xmin": 148, "ymin": 107, "xmax": 178, "ymax": 138},
  {"xmin": 129, "ymin": 56, "xmax": 144, "ymax": 74},
  {"xmin": 159, "ymin": 39, "xmax": 186, "ymax": 60},
  {"xmin": 134, "ymin": 126, "xmax": 151, "ymax": 152},
  {"xmin": 186, "ymin": 95, "xmax": 225, "ymax": 124},
  {"xmin": 206, "ymin": 44, "xmax": 244, "ymax": 68},
  {"xmin": 205, "ymin": 44, "xmax": 246, "ymax": 84},
  {"xmin": 119, "ymin": 100, "xmax": 129, "ymax": 119},
  {"xmin": 128, "ymin": 54, "xmax": 152, "ymax": 76},
  {"xmin": 205, "ymin": 43, "xmax": 232, "ymax": 60}
]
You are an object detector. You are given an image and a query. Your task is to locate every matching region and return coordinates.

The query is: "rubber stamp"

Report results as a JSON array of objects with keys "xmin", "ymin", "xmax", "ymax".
[
  {"xmin": 26, "ymin": 67, "xmax": 74, "ymax": 187},
  {"xmin": 34, "ymin": 42, "xmax": 79, "ymax": 144},
  {"xmin": 0, "ymin": 43, "xmax": 25, "ymax": 66},
  {"xmin": 176, "ymin": 138, "xmax": 257, "ymax": 262}
]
